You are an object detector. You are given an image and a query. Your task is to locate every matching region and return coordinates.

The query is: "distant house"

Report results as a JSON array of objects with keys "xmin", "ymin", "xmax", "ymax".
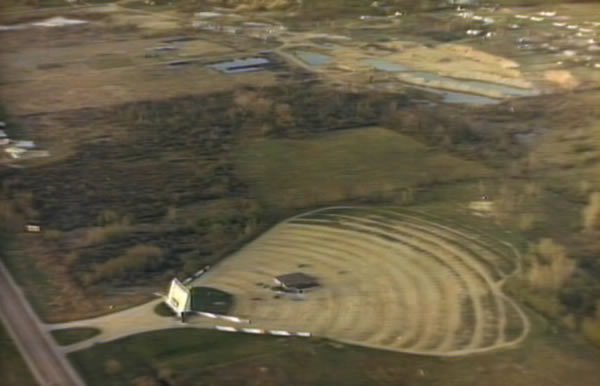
[
  {"xmin": 25, "ymin": 224, "xmax": 41, "ymax": 233},
  {"xmin": 5, "ymin": 147, "xmax": 26, "ymax": 158},
  {"xmin": 274, "ymin": 272, "xmax": 319, "ymax": 291},
  {"xmin": 12, "ymin": 140, "xmax": 35, "ymax": 149}
]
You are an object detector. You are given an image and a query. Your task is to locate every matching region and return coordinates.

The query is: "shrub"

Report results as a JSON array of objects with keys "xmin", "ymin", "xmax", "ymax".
[
  {"xmin": 518, "ymin": 213, "xmax": 536, "ymax": 232},
  {"xmin": 104, "ymin": 359, "xmax": 121, "ymax": 375},
  {"xmin": 131, "ymin": 376, "xmax": 160, "ymax": 386},
  {"xmin": 582, "ymin": 192, "xmax": 600, "ymax": 231},
  {"xmin": 97, "ymin": 209, "xmax": 120, "ymax": 226},
  {"xmin": 165, "ymin": 207, "xmax": 177, "ymax": 223},
  {"xmin": 42, "ymin": 229, "xmax": 63, "ymax": 241},
  {"xmin": 582, "ymin": 317, "xmax": 600, "ymax": 347},
  {"xmin": 87, "ymin": 245, "xmax": 164, "ymax": 284},
  {"xmin": 84, "ymin": 224, "xmax": 133, "ymax": 246},
  {"xmin": 524, "ymin": 238, "xmax": 576, "ymax": 291},
  {"xmin": 507, "ymin": 279, "xmax": 562, "ymax": 319}
]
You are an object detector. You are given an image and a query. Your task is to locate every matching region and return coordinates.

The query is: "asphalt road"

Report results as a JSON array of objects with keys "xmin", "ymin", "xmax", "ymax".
[{"xmin": 0, "ymin": 261, "xmax": 84, "ymax": 386}]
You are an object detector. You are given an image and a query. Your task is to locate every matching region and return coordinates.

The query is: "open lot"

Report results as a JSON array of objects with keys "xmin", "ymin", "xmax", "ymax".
[{"xmin": 193, "ymin": 206, "xmax": 528, "ymax": 356}]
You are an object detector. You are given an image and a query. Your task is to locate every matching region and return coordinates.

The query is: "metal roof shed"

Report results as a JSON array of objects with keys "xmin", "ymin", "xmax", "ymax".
[{"xmin": 274, "ymin": 272, "xmax": 319, "ymax": 290}]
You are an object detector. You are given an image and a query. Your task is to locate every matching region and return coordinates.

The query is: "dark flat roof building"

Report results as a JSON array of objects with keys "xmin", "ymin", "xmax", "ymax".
[{"xmin": 274, "ymin": 272, "xmax": 319, "ymax": 290}]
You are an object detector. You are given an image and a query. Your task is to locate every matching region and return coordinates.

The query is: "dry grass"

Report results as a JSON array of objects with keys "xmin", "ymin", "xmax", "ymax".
[
  {"xmin": 582, "ymin": 317, "xmax": 600, "ymax": 347},
  {"xmin": 86, "ymin": 244, "xmax": 164, "ymax": 285},
  {"xmin": 524, "ymin": 238, "xmax": 576, "ymax": 291},
  {"xmin": 84, "ymin": 224, "xmax": 134, "ymax": 246},
  {"xmin": 582, "ymin": 192, "xmax": 600, "ymax": 231}
]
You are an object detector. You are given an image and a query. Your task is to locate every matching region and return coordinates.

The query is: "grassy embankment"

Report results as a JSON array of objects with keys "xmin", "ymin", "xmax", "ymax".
[
  {"xmin": 51, "ymin": 328, "xmax": 101, "ymax": 346},
  {"xmin": 0, "ymin": 320, "xmax": 37, "ymax": 386}
]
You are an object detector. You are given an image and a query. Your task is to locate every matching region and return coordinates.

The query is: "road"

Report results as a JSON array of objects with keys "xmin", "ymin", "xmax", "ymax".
[
  {"xmin": 0, "ymin": 261, "xmax": 84, "ymax": 386},
  {"xmin": 47, "ymin": 298, "xmax": 196, "ymax": 354}
]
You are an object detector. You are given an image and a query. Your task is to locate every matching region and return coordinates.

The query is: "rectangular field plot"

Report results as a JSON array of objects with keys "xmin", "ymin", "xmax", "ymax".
[{"xmin": 235, "ymin": 127, "xmax": 494, "ymax": 208}]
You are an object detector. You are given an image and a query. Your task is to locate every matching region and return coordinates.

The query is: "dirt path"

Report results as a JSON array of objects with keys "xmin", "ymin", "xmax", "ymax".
[{"xmin": 45, "ymin": 299, "xmax": 212, "ymax": 353}]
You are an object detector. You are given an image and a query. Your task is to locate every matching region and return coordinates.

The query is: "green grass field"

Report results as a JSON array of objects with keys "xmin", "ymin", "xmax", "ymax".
[
  {"xmin": 0, "ymin": 322, "xmax": 37, "ymax": 386},
  {"xmin": 236, "ymin": 127, "xmax": 494, "ymax": 208},
  {"xmin": 51, "ymin": 328, "xmax": 101, "ymax": 346},
  {"xmin": 68, "ymin": 315, "xmax": 599, "ymax": 386}
]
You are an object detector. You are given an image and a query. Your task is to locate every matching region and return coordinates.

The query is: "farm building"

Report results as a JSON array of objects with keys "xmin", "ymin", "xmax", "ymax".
[{"xmin": 274, "ymin": 272, "xmax": 319, "ymax": 291}]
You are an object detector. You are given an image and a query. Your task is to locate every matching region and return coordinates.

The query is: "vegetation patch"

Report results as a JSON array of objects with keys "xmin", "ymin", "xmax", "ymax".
[
  {"xmin": 51, "ymin": 327, "xmax": 101, "ymax": 346},
  {"xmin": 84, "ymin": 244, "xmax": 164, "ymax": 285}
]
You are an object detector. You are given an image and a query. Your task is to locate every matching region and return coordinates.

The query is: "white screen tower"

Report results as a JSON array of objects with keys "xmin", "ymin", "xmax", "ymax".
[{"xmin": 165, "ymin": 278, "xmax": 191, "ymax": 316}]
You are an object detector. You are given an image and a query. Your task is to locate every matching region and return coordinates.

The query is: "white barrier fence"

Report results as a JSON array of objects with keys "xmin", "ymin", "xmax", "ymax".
[
  {"xmin": 182, "ymin": 265, "xmax": 212, "ymax": 285},
  {"xmin": 215, "ymin": 325, "xmax": 237, "ymax": 332},
  {"xmin": 197, "ymin": 312, "xmax": 250, "ymax": 324},
  {"xmin": 214, "ymin": 325, "xmax": 311, "ymax": 338},
  {"xmin": 242, "ymin": 328, "xmax": 264, "ymax": 334},
  {"xmin": 269, "ymin": 330, "xmax": 291, "ymax": 336}
]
